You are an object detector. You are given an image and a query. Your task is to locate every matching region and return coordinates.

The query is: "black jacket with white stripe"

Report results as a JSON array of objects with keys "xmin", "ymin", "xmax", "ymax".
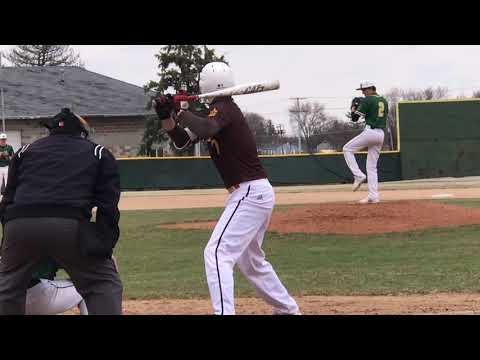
[{"xmin": 0, "ymin": 133, "xmax": 121, "ymax": 248}]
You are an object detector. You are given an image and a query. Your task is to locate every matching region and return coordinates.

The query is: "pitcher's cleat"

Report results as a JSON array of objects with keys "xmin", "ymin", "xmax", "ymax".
[
  {"xmin": 352, "ymin": 175, "xmax": 367, "ymax": 191},
  {"xmin": 358, "ymin": 197, "xmax": 380, "ymax": 204}
]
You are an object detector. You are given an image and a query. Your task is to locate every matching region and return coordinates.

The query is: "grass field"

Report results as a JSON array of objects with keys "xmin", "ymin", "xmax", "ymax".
[{"xmin": 114, "ymin": 199, "xmax": 480, "ymax": 299}]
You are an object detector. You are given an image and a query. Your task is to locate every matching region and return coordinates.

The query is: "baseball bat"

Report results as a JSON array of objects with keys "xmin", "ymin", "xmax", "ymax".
[
  {"xmin": 152, "ymin": 80, "xmax": 280, "ymax": 108},
  {"xmin": 197, "ymin": 80, "xmax": 280, "ymax": 99}
]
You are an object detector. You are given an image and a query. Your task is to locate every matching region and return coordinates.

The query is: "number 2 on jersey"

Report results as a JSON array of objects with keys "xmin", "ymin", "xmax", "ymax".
[{"xmin": 378, "ymin": 102, "xmax": 385, "ymax": 117}]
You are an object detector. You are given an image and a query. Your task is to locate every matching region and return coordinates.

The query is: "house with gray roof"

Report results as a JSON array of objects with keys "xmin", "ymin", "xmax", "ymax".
[{"xmin": 0, "ymin": 66, "xmax": 154, "ymax": 157}]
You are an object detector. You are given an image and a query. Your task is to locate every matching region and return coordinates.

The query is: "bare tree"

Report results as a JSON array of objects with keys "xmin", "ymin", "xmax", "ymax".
[
  {"xmin": 289, "ymin": 101, "xmax": 333, "ymax": 153},
  {"xmin": 244, "ymin": 112, "xmax": 270, "ymax": 137},
  {"xmin": 397, "ymin": 86, "xmax": 449, "ymax": 101},
  {"xmin": 244, "ymin": 112, "xmax": 283, "ymax": 151},
  {"xmin": 4, "ymin": 45, "xmax": 84, "ymax": 67},
  {"xmin": 322, "ymin": 118, "xmax": 363, "ymax": 151}
]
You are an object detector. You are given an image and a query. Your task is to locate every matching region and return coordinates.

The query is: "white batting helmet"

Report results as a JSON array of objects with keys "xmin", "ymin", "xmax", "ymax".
[
  {"xmin": 199, "ymin": 62, "xmax": 235, "ymax": 95},
  {"xmin": 356, "ymin": 81, "xmax": 376, "ymax": 90},
  {"xmin": 0, "ymin": 133, "xmax": 7, "ymax": 139}
]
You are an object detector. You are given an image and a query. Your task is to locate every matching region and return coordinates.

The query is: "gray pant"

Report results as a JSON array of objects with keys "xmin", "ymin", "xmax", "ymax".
[{"xmin": 0, "ymin": 217, "xmax": 123, "ymax": 315}]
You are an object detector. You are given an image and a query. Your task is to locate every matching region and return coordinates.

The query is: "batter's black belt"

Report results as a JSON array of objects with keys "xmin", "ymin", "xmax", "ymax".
[{"xmin": 227, "ymin": 184, "xmax": 240, "ymax": 194}]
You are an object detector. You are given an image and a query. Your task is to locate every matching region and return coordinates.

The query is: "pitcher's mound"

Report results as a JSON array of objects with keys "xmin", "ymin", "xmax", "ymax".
[{"xmin": 162, "ymin": 200, "xmax": 480, "ymax": 235}]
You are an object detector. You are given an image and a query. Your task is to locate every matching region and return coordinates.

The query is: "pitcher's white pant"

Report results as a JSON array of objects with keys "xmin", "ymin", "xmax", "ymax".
[
  {"xmin": 204, "ymin": 179, "xmax": 299, "ymax": 315},
  {"xmin": 0, "ymin": 166, "xmax": 8, "ymax": 189},
  {"xmin": 26, "ymin": 279, "xmax": 88, "ymax": 315},
  {"xmin": 343, "ymin": 126, "xmax": 385, "ymax": 201}
]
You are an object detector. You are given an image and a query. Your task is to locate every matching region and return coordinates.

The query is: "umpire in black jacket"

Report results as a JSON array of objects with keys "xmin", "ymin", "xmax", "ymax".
[{"xmin": 0, "ymin": 108, "xmax": 123, "ymax": 315}]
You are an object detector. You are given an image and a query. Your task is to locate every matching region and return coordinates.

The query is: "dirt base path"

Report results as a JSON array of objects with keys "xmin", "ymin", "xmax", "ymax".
[
  {"xmin": 111, "ymin": 294, "xmax": 480, "ymax": 315},
  {"xmin": 119, "ymin": 183, "xmax": 480, "ymax": 210}
]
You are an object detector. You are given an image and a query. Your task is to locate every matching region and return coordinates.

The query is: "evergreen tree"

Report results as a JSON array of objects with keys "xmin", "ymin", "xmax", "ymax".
[{"xmin": 140, "ymin": 45, "xmax": 227, "ymax": 156}]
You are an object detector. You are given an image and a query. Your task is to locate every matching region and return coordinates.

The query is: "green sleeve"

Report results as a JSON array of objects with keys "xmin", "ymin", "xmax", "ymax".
[
  {"xmin": 356, "ymin": 97, "xmax": 371, "ymax": 116},
  {"xmin": 7, "ymin": 146, "xmax": 14, "ymax": 156}
]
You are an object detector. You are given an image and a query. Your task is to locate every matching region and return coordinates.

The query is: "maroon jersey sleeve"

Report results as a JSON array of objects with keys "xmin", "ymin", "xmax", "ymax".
[{"xmin": 207, "ymin": 103, "xmax": 233, "ymax": 129}]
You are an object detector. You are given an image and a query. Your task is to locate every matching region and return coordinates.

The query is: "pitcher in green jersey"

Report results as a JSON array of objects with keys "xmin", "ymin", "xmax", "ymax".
[{"xmin": 343, "ymin": 81, "xmax": 388, "ymax": 204}]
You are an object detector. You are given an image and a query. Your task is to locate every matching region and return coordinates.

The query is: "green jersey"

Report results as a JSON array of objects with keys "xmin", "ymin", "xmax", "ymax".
[
  {"xmin": 356, "ymin": 95, "xmax": 388, "ymax": 129},
  {"xmin": 0, "ymin": 144, "xmax": 14, "ymax": 167}
]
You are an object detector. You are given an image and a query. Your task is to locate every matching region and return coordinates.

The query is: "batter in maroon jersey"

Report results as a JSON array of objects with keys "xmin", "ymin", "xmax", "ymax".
[{"xmin": 153, "ymin": 62, "xmax": 300, "ymax": 315}]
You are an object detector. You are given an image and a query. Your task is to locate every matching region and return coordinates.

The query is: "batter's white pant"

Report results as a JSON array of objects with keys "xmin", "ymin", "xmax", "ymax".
[
  {"xmin": 26, "ymin": 279, "xmax": 88, "ymax": 315},
  {"xmin": 204, "ymin": 179, "xmax": 299, "ymax": 315},
  {"xmin": 0, "ymin": 166, "xmax": 8, "ymax": 190},
  {"xmin": 343, "ymin": 126, "xmax": 385, "ymax": 201}
]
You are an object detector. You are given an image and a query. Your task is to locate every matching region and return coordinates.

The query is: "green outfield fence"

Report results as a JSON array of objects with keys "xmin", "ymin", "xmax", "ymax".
[
  {"xmin": 397, "ymin": 98, "xmax": 480, "ymax": 180},
  {"xmin": 117, "ymin": 153, "xmax": 402, "ymax": 190}
]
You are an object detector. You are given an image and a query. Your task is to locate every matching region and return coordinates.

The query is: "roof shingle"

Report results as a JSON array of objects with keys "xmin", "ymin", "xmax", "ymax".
[{"xmin": 0, "ymin": 66, "xmax": 155, "ymax": 119}]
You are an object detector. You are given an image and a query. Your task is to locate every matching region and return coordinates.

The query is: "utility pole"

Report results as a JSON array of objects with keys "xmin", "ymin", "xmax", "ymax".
[{"xmin": 276, "ymin": 124, "xmax": 285, "ymax": 154}]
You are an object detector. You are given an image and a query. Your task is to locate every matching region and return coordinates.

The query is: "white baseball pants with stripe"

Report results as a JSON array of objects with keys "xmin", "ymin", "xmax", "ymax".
[
  {"xmin": 204, "ymin": 179, "xmax": 299, "ymax": 315},
  {"xmin": 26, "ymin": 279, "xmax": 88, "ymax": 315},
  {"xmin": 343, "ymin": 126, "xmax": 385, "ymax": 201}
]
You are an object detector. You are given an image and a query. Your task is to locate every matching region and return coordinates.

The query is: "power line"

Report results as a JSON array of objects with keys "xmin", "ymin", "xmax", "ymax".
[
  {"xmin": 242, "ymin": 84, "xmax": 480, "ymax": 117},
  {"xmin": 255, "ymin": 106, "xmax": 348, "ymax": 115}
]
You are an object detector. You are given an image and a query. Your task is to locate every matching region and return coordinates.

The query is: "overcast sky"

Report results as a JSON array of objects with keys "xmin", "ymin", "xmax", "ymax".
[{"xmin": 1, "ymin": 45, "xmax": 480, "ymax": 134}]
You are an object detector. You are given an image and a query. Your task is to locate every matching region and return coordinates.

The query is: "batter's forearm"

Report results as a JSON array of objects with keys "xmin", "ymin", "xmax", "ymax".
[
  {"xmin": 160, "ymin": 116, "xmax": 196, "ymax": 150},
  {"xmin": 161, "ymin": 117, "xmax": 176, "ymax": 132},
  {"xmin": 166, "ymin": 125, "xmax": 194, "ymax": 150},
  {"xmin": 177, "ymin": 111, "xmax": 220, "ymax": 139}
]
